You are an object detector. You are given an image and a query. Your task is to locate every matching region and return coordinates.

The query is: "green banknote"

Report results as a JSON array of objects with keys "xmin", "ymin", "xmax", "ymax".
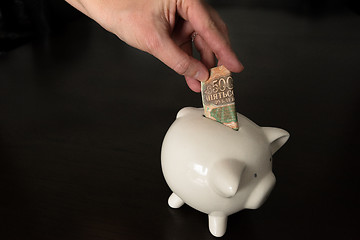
[{"xmin": 201, "ymin": 65, "xmax": 239, "ymax": 130}]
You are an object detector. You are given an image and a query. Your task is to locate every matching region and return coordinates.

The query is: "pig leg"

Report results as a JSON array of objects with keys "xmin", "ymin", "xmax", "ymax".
[
  {"xmin": 168, "ymin": 193, "xmax": 184, "ymax": 208},
  {"xmin": 208, "ymin": 212, "xmax": 228, "ymax": 237}
]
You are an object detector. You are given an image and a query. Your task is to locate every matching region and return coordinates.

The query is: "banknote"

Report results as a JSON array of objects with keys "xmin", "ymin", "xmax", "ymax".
[{"xmin": 201, "ymin": 65, "xmax": 239, "ymax": 130}]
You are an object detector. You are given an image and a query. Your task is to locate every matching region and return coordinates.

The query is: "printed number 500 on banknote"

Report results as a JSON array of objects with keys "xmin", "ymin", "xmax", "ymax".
[{"xmin": 201, "ymin": 65, "xmax": 239, "ymax": 130}]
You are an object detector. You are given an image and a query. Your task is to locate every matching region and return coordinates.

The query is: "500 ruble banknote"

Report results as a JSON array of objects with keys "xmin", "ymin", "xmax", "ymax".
[{"xmin": 201, "ymin": 65, "xmax": 239, "ymax": 130}]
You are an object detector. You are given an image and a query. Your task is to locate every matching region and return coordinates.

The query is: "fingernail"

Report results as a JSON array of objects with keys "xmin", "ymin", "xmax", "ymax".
[{"xmin": 195, "ymin": 69, "xmax": 209, "ymax": 82}]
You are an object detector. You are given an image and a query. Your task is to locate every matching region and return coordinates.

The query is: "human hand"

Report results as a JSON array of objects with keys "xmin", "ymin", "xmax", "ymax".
[{"xmin": 65, "ymin": 0, "xmax": 243, "ymax": 92}]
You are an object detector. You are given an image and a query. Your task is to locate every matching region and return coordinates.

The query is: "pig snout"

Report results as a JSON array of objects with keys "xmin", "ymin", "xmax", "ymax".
[{"xmin": 245, "ymin": 172, "xmax": 276, "ymax": 209}]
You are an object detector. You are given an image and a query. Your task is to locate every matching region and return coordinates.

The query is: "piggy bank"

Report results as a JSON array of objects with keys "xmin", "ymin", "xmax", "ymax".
[{"xmin": 161, "ymin": 107, "xmax": 289, "ymax": 237}]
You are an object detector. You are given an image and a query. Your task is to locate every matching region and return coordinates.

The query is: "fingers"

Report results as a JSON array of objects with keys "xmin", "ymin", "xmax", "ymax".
[
  {"xmin": 186, "ymin": 34, "xmax": 216, "ymax": 92},
  {"xmin": 147, "ymin": 31, "xmax": 209, "ymax": 82},
  {"xmin": 185, "ymin": 76, "xmax": 201, "ymax": 92},
  {"xmin": 193, "ymin": 34, "xmax": 215, "ymax": 69},
  {"xmin": 180, "ymin": 40, "xmax": 202, "ymax": 92},
  {"xmin": 178, "ymin": 0, "xmax": 244, "ymax": 73}
]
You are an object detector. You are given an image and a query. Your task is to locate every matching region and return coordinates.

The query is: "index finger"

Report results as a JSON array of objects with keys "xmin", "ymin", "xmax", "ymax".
[{"xmin": 178, "ymin": 0, "xmax": 244, "ymax": 72}]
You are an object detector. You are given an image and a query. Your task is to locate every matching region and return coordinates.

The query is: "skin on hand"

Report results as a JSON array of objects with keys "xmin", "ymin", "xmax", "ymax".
[{"xmin": 65, "ymin": 0, "xmax": 244, "ymax": 92}]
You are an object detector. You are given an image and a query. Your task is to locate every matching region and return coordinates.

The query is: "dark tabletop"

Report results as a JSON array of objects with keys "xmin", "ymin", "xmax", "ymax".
[{"xmin": 1, "ymin": 4, "xmax": 359, "ymax": 240}]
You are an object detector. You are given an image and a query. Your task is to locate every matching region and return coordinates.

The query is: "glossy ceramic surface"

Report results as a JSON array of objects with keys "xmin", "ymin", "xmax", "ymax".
[{"xmin": 161, "ymin": 107, "xmax": 289, "ymax": 237}]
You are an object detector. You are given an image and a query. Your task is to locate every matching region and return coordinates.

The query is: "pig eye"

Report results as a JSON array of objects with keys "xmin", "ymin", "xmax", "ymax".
[{"xmin": 254, "ymin": 173, "xmax": 257, "ymax": 178}]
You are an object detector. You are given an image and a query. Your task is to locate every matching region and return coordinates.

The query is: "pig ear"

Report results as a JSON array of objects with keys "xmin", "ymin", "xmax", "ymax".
[
  {"xmin": 209, "ymin": 159, "xmax": 246, "ymax": 198},
  {"xmin": 176, "ymin": 107, "xmax": 202, "ymax": 118},
  {"xmin": 262, "ymin": 127, "xmax": 290, "ymax": 155}
]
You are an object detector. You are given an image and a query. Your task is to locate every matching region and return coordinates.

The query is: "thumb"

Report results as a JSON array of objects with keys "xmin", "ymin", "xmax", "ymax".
[{"xmin": 148, "ymin": 34, "xmax": 209, "ymax": 82}]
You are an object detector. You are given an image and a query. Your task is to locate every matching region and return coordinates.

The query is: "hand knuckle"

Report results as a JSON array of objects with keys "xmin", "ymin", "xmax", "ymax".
[
  {"xmin": 173, "ymin": 56, "xmax": 191, "ymax": 75},
  {"xmin": 208, "ymin": 18, "xmax": 217, "ymax": 31},
  {"xmin": 143, "ymin": 34, "xmax": 163, "ymax": 54},
  {"xmin": 222, "ymin": 23, "xmax": 229, "ymax": 35}
]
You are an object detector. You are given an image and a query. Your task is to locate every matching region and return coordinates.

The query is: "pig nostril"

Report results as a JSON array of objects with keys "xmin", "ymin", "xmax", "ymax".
[{"xmin": 254, "ymin": 173, "xmax": 257, "ymax": 178}]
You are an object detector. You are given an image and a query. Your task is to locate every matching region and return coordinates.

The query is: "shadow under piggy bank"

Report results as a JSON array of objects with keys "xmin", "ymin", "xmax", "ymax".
[{"xmin": 161, "ymin": 107, "xmax": 289, "ymax": 237}]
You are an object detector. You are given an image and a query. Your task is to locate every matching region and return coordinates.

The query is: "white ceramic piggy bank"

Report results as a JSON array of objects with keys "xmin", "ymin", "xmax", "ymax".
[{"xmin": 161, "ymin": 107, "xmax": 289, "ymax": 237}]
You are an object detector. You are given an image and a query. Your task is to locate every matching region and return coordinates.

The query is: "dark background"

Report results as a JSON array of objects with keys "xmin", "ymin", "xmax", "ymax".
[{"xmin": 1, "ymin": 0, "xmax": 359, "ymax": 239}]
